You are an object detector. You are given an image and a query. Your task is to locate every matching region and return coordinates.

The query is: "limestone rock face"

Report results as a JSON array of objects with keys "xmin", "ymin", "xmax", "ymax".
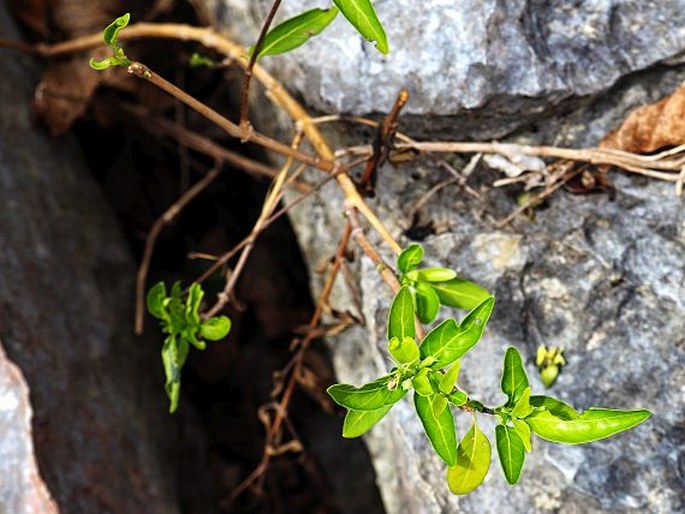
[
  {"xmin": 0, "ymin": 4, "xmax": 179, "ymax": 513},
  {"xmin": 211, "ymin": 0, "xmax": 685, "ymax": 137},
  {"xmin": 209, "ymin": 1, "xmax": 685, "ymax": 512}
]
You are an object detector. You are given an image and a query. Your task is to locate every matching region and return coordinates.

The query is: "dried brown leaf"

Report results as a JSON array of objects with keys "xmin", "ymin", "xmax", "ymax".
[{"xmin": 601, "ymin": 81, "xmax": 685, "ymax": 153}]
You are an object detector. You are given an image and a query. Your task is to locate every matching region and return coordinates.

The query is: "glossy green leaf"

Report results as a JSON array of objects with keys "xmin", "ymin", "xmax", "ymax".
[
  {"xmin": 147, "ymin": 281, "xmax": 167, "ymax": 320},
  {"xmin": 328, "ymin": 375, "xmax": 406, "ymax": 410},
  {"xmin": 420, "ymin": 297, "xmax": 494, "ymax": 368},
  {"xmin": 414, "ymin": 393, "xmax": 457, "ymax": 466},
  {"xmin": 529, "ymin": 395, "xmax": 579, "ymax": 420},
  {"xmin": 501, "ymin": 347, "xmax": 529, "ymax": 407},
  {"xmin": 200, "ymin": 316, "xmax": 231, "ymax": 341},
  {"xmin": 511, "ymin": 387, "xmax": 533, "ymax": 419},
  {"xmin": 388, "ymin": 286, "xmax": 415, "ymax": 341},
  {"xmin": 408, "ymin": 267, "xmax": 458, "ymax": 283},
  {"xmin": 512, "ymin": 418, "xmax": 532, "ymax": 452},
  {"xmin": 431, "ymin": 277, "xmax": 492, "ymax": 310},
  {"xmin": 332, "ymin": 0, "xmax": 389, "ymax": 54},
  {"xmin": 526, "ymin": 407, "xmax": 651, "ymax": 445},
  {"xmin": 388, "ymin": 336, "xmax": 420, "ymax": 364},
  {"xmin": 439, "ymin": 361, "xmax": 461, "ymax": 394},
  {"xmin": 447, "ymin": 420, "xmax": 491, "ymax": 495},
  {"xmin": 495, "ymin": 425, "xmax": 526, "ymax": 485},
  {"xmin": 397, "ymin": 243, "xmax": 423, "ymax": 273},
  {"xmin": 251, "ymin": 7, "xmax": 339, "ymax": 59},
  {"xmin": 447, "ymin": 390, "xmax": 468, "ymax": 407},
  {"xmin": 185, "ymin": 283, "xmax": 204, "ymax": 325},
  {"xmin": 432, "ymin": 394, "xmax": 448, "ymax": 416},
  {"xmin": 342, "ymin": 405, "xmax": 391, "ymax": 437},
  {"xmin": 415, "ymin": 282, "xmax": 440, "ymax": 324}
]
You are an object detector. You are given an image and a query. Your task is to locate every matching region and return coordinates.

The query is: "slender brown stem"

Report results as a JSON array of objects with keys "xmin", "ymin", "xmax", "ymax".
[
  {"xmin": 239, "ymin": 0, "xmax": 283, "ymax": 133},
  {"xmin": 135, "ymin": 162, "xmax": 223, "ymax": 334}
]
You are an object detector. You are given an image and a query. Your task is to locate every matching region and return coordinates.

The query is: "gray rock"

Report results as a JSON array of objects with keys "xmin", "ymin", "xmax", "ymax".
[
  {"xmin": 0, "ymin": 4, "xmax": 179, "ymax": 513},
  {"xmin": 211, "ymin": 0, "xmax": 685, "ymax": 138},
  {"xmin": 207, "ymin": 1, "xmax": 685, "ymax": 512}
]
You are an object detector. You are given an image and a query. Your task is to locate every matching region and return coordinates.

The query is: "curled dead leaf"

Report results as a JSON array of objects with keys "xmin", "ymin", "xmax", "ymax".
[{"xmin": 601, "ymin": 81, "xmax": 685, "ymax": 153}]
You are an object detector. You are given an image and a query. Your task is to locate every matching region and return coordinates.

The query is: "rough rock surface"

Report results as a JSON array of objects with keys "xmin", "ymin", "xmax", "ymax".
[
  {"xmin": 212, "ymin": 0, "xmax": 685, "ymax": 138},
  {"xmin": 0, "ymin": 343, "xmax": 58, "ymax": 514},
  {"xmin": 0, "ymin": 5, "xmax": 179, "ymax": 513},
  {"xmin": 208, "ymin": 1, "xmax": 685, "ymax": 513}
]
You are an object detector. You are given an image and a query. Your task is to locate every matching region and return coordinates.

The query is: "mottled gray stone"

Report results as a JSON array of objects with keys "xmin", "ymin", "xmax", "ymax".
[
  {"xmin": 212, "ymin": 0, "xmax": 685, "ymax": 138},
  {"xmin": 208, "ymin": 1, "xmax": 685, "ymax": 512}
]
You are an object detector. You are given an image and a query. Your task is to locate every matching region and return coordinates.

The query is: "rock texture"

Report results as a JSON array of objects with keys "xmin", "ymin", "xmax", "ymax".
[
  {"xmin": 0, "ymin": 4, "xmax": 179, "ymax": 513},
  {"xmin": 212, "ymin": 0, "xmax": 685, "ymax": 137},
  {"xmin": 0, "ymin": 343, "xmax": 58, "ymax": 514},
  {"xmin": 209, "ymin": 1, "xmax": 685, "ymax": 513}
]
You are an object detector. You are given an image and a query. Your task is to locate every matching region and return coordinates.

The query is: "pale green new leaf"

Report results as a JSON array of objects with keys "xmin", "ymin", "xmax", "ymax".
[
  {"xmin": 388, "ymin": 285, "xmax": 415, "ymax": 341},
  {"xmin": 526, "ymin": 407, "xmax": 651, "ymax": 445},
  {"xmin": 447, "ymin": 420, "xmax": 491, "ymax": 495},
  {"xmin": 431, "ymin": 277, "xmax": 492, "ymax": 310},
  {"xmin": 511, "ymin": 387, "xmax": 533, "ymax": 419},
  {"xmin": 147, "ymin": 281, "xmax": 167, "ymax": 320},
  {"xmin": 397, "ymin": 243, "xmax": 423, "ymax": 273},
  {"xmin": 342, "ymin": 405, "xmax": 391, "ymax": 438},
  {"xmin": 388, "ymin": 336, "xmax": 420, "ymax": 364},
  {"xmin": 501, "ymin": 347, "xmax": 529, "ymax": 407},
  {"xmin": 328, "ymin": 375, "xmax": 406, "ymax": 410},
  {"xmin": 439, "ymin": 361, "xmax": 461, "ymax": 394},
  {"xmin": 496, "ymin": 425, "xmax": 526, "ymax": 485},
  {"xmin": 406, "ymin": 267, "xmax": 457, "ymax": 283},
  {"xmin": 251, "ymin": 7, "xmax": 339, "ymax": 59},
  {"xmin": 512, "ymin": 418, "xmax": 532, "ymax": 452},
  {"xmin": 185, "ymin": 283, "xmax": 204, "ymax": 325},
  {"xmin": 332, "ymin": 0, "xmax": 389, "ymax": 54},
  {"xmin": 200, "ymin": 316, "xmax": 231, "ymax": 341},
  {"xmin": 414, "ymin": 393, "xmax": 457, "ymax": 466}
]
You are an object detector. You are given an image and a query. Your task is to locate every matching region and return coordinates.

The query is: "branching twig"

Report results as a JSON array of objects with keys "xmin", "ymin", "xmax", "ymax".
[{"xmin": 135, "ymin": 161, "xmax": 223, "ymax": 334}]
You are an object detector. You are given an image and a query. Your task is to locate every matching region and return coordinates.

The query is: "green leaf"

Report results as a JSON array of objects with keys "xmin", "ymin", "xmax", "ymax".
[
  {"xmin": 342, "ymin": 405, "xmax": 391, "ymax": 437},
  {"xmin": 447, "ymin": 420, "xmax": 491, "ymax": 495},
  {"xmin": 439, "ymin": 361, "xmax": 461, "ymax": 394},
  {"xmin": 512, "ymin": 418, "xmax": 532, "ymax": 452},
  {"xmin": 328, "ymin": 375, "xmax": 406, "ymax": 410},
  {"xmin": 406, "ymin": 267, "xmax": 458, "ymax": 283},
  {"xmin": 529, "ymin": 395, "xmax": 579, "ymax": 420},
  {"xmin": 420, "ymin": 297, "xmax": 494, "ymax": 368},
  {"xmin": 102, "ymin": 13, "xmax": 130, "ymax": 47},
  {"xmin": 526, "ymin": 407, "xmax": 651, "ymax": 445},
  {"xmin": 447, "ymin": 390, "xmax": 468, "ymax": 407},
  {"xmin": 388, "ymin": 336, "xmax": 420, "ymax": 364},
  {"xmin": 200, "ymin": 316, "xmax": 231, "ymax": 341},
  {"xmin": 414, "ymin": 393, "xmax": 457, "ymax": 466},
  {"xmin": 495, "ymin": 425, "xmax": 526, "ymax": 485},
  {"xmin": 397, "ymin": 243, "xmax": 423, "ymax": 273},
  {"xmin": 501, "ymin": 347, "xmax": 529, "ymax": 407},
  {"xmin": 415, "ymin": 282, "xmax": 440, "ymax": 324},
  {"xmin": 387, "ymin": 286, "xmax": 415, "ymax": 341},
  {"xmin": 332, "ymin": 0, "xmax": 389, "ymax": 54},
  {"xmin": 412, "ymin": 369, "xmax": 435, "ymax": 396},
  {"xmin": 185, "ymin": 283, "xmax": 204, "ymax": 326},
  {"xmin": 189, "ymin": 52, "xmax": 217, "ymax": 68},
  {"xmin": 251, "ymin": 7, "xmax": 339, "ymax": 59},
  {"xmin": 432, "ymin": 394, "xmax": 448, "ymax": 416},
  {"xmin": 147, "ymin": 281, "xmax": 167, "ymax": 320},
  {"xmin": 161, "ymin": 336, "xmax": 188, "ymax": 413},
  {"xmin": 511, "ymin": 387, "xmax": 533, "ymax": 419},
  {"xmin": 431, "ymin": 277, "xmax": 492, "ymax": 311}
]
